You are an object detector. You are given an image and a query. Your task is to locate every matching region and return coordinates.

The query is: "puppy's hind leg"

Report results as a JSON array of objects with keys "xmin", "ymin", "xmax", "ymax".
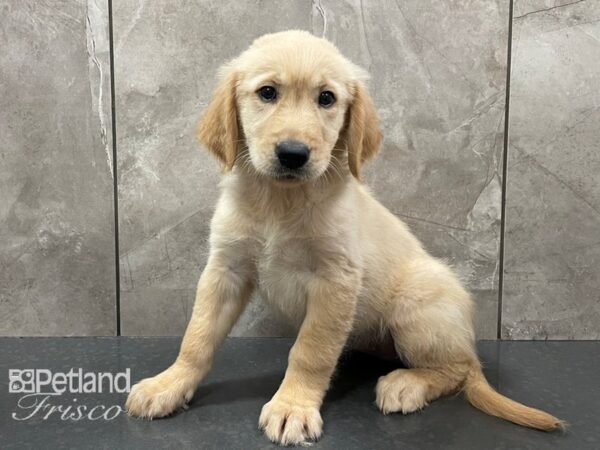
[
  {"xmin": 376, "ymin": 259, "xmax": 565, "ymax": 431},
  {"xmin": 375, "ymin": 259, "xmax": 478, "ymax": 415}
]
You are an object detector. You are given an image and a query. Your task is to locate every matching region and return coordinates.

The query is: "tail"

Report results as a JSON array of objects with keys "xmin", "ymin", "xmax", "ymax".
[{"xmin": 463, "ymin": 367, "xmax": 566, "ymax": 432}]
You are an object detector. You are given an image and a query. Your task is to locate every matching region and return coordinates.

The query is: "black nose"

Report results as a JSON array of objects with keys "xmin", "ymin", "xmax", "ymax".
[{"xmin": 275, "ymin": 140, "xmax": 310, "ymax": 170}]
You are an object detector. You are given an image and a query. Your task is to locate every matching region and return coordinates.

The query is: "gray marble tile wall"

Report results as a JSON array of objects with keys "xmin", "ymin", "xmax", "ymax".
[
  {"xmin": 0, "ymin": 0, "xmax": 116, "ymax": 335},
  {"xmin": 502, "ymin": 0, "xmax": 600, "ymax": 339},
  {"xmin": 1, "ymin": 1, "xmax": 597, "ymax": 339}
]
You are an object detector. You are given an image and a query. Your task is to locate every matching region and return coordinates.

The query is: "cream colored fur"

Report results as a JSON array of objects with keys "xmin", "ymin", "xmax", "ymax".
[{"xmin": 126, "ymin": 30, "xmax": 563, "ymax": 445}]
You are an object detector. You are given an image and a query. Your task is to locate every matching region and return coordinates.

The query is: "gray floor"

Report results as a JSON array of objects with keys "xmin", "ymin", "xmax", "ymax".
[{"xmin": 1, "ymin": 338, "xmax": 598, "ymax": 449}]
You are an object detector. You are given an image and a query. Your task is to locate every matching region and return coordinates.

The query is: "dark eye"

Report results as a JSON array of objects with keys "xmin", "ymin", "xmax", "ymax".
[
  {"xmin": 318, "ymin": 90, "xmax": 336, "ymax": 108},
  {"xmin": 257, "ymin": 85, "xmax": 277, "ymax": 102}
]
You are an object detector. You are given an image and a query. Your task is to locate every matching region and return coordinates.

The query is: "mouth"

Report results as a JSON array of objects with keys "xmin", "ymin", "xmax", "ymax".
[
  {"xmin": 274, "ymin": 173, "xmax": 302, "ymax": 182},
  {"xmin": 271, "ymin": 169, "xmax": 307, "ymax": 183}
]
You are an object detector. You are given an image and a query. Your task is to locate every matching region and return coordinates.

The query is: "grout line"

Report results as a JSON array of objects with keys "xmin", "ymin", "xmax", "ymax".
[
  {"xmin": 497, "ymin": 0, "xmax": 514, "ymax": 341},
  {"xmin": 107, "ymin": 0, "xmax": 121, "ymax": 336}
]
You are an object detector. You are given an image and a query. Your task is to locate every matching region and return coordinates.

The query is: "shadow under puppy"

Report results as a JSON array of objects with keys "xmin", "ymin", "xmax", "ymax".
[{"xmin": 126, "ymin": 30, "xmax": 564, "ymax": 445}]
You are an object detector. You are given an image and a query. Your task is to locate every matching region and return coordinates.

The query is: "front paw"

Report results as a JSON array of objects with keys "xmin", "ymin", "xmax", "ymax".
[
  {"xmin": 126, "ymin": 363, "xmax": 200, "ymax": 419},
  {"xmin": 259, "ymin": 396, "xmax": 323, "ymax": 446}
]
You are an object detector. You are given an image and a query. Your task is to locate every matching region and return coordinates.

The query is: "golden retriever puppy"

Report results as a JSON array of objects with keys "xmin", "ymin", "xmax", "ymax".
[{"xmin": 126, "ymin": 30, "xmax": 563, "ymax": 445}]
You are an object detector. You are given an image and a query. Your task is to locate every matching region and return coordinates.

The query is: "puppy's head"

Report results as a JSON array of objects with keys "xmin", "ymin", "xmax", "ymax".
[{"xmin": 198, "ymin": 30, "xmax": 382, "ymax": 183}]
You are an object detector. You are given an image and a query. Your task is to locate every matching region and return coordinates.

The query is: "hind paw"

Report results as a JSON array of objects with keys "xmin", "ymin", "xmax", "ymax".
[{"xmin": 375, "ymin": 369, "xmax": 428, "ymax": 415}]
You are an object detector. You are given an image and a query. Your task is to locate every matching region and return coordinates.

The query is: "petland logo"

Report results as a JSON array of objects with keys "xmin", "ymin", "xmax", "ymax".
[{"xmin": 8, "ymin": 368, "xmax": 130, "ymax": 421}]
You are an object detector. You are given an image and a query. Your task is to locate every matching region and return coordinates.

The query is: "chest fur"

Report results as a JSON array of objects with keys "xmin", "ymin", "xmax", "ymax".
[
  {"xmin": 223, "ymin": 174, "xmax": 360, "ymax": 324},
  {"xmin": 255, "ymin": 227, "xmax": 323, "ymax": 326}
]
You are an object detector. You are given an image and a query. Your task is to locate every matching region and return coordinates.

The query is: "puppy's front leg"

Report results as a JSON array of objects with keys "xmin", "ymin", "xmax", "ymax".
[
  {"xmin": 260, "ymin": 276, "xmax": 358, "ymax": 445},
  {"xmin": 126, "ymin": 249, "xmax": 254, "ymax": 418}
]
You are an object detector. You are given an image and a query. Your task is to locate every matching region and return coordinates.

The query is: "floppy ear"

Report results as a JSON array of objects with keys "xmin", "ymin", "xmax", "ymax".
[
  {"xmin": 345, "ymin": 81, "xmax": 383, "ymax": 179},
  {"xmin": 197, "ymin": 69, "xmax": 240, "ymax": 170}
]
